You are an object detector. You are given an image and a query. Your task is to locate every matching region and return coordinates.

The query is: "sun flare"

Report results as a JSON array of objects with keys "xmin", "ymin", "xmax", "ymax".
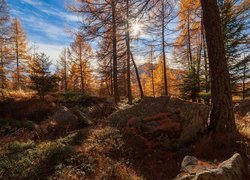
[{"xmin": 131, "ymin": 23, "xmax": 142, "ymax": 36}]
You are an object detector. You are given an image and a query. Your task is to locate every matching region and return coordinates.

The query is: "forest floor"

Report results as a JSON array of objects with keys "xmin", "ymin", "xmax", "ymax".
[{"xmin": 0, "ymin": 93, "xmax": 249, "ymax": 179}]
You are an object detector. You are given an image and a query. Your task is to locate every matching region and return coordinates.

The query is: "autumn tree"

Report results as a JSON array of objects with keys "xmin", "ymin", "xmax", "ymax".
[
  {"xmin": 0, "ymin": 0, "xmax": 10, "ymax": 91},
  {"xmin": 57, "ymin": 48, "xmax": 69, "ymax": 93},
  {"xmin": 68, "ymin": 0, "xmax": 121, "ymax": 102},
  {"xmin": 68, "ymin": 33, "xmax": 92, "ymax": 94},
  {"xmin": 10, "ymin": 17, "xmax": 27, "ymax": 90},
  {"xmin": 201, "ymin": 0, "xmax": 236, "ymax": 132},
  {"xmin": 143, "ymin": 0, "xmax": 176, "ymax": 96}
]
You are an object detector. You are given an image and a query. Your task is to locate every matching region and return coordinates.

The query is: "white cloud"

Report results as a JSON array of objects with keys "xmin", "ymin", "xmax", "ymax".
[
  {"xmin": 20, "ymin": 15, "xmax": 69, "ymax": 40},
  {"xmin": 21, "ymin": 0, "xmax": 43, "ymax": 6},
  {"xmin": 21, "ymin": 0, "xmax": 79, "ymax": 23},
  {"xmin": 35, "ymin": 42, "xmax": 65, "ymax": 63}
]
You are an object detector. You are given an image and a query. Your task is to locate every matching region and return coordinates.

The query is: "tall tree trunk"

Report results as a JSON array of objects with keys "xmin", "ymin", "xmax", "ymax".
[
  {"xmin": 242, "ymin": 63, "xmax": 246, "ymax": 100},
  {"xmin": 150, "ymin": 46, "xmax": 155, "ymax": 97},
  {"xmin": 126, "ymin": 0, "xmax": 132, "ymax": 104},
  {"xmin": 201, "ymin": 0, "xmax": 236, "ymax": 133},
  {"xmin": 110, "ymin": 68, "xmax": 113, "ymax": 96},
  {"xmin": 111, "ymin": 0, "xmax": 120, "ymax": 103},
  {"xmin": 64, "ymin": 49, "xmax": 68, "ymax": 92},
  {"xmin": 202, "ymin": 21, "xmax": 209, "ymax": 94},
  {"xmin": 64, "ymin": 59, "xmax": 68, "ymax": 93},
  {"xmin": 161, "ymin": 0, "xmax": 168, "ymax": 96},
  {"xmin": 122, "ymin": 56, "xmax": 127, "ymax": 96},
  {"xmin": 79, "ymin": 43, "xmax": 84, "ymax": 94},
  {"xmin": 130, "ymin": 50, "xmax": 144, "ymax": 99},
  {"xmin": 196, "ymin": 19, "xmax": 203, "ymax": 103},
  {"xmin": 202, "ymin": 21, "xmax": 210, "ymax": 104},
  {"xmin": 187, "ymin": 10, "xmax": 193, "ymax": 69},
  {"xmin": 0, "ymin": 46, "xmax": 5, "ymax": 89},
  {"xmin": 15, "ymin": 19, "xmax": 20, "ymax": 90}
]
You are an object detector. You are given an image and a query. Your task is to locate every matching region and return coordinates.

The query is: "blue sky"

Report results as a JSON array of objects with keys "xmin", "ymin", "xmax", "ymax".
[{"xmin": 7, "ymin": 0, "xmax": 79, "ymax": 63}]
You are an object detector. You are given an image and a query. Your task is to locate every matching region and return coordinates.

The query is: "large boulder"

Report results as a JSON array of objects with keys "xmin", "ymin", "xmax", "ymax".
[
  {"xmin": 110, "ymin": 96, "xmax": 210, "ymax": 149},
  {"xmin": 49, "ymin": 106, "xmax": 93, "ymax": 131},
  {"xmin": 174, "ymin": 153, "xmax": 245, "ymax": 180},
  {"xmin": 52, "ymin": 106, "xmax": 79, "ymax": 129}
]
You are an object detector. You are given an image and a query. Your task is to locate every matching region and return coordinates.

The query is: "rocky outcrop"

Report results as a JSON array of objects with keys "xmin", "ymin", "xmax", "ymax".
[
  {"xmin": 48, "ymin": 106, "xmax": 93, "ymax": 131},
  {"xmin": 70, "ymin": 107, "xmax": 93, "ymax": 126},
  {"xmin": 110, "ymin": 96, "xmax": 210, "ymax": 149},
  {"xmin": 174, "ymin": 153, "xmax": 245, "ymax": 180}
]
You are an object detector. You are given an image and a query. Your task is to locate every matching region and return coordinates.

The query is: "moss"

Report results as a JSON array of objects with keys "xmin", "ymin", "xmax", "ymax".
[{"xmin": 0, "ymin": 132, "xmax": 79, "ymax": 178}]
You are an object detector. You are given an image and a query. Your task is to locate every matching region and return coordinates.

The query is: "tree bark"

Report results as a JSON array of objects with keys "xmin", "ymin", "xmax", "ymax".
[
  {"xmin": 150, "ymin": 46, "xmax": 155, "ymax": 97},
  {"xmin": 242, "ymin": 63, "xmax": 246, "ymax": 100},
  {"xmin": 187, "ymin": 10, "xmax": 193, "ymax": 69},
  {"xmin": 126, "ymin": 0, "xmax": 132, "ymax": 104},
  {"xmin": 111, "ymin": 0, "xmax": 120, "ymax": 103},
  {"xmin": 79, "ymin": 42, "xmax": 84, "ymax": 94},
  {"xmin": 201, "ymin": 0, "xmax": 236, "ymax": 133},
  {"xmin": 161, "ymin": 0, "xmax": 168, "ymax": 96},
  {"xmin": 130, "ymin": 50, "xmax": 144, "ymax": 99},
  {"xmin": 0, "ymin": 46, "xmax": 5, "ymax": 89},
  {"xmin": 15, "ymin": 19, "xmax": 20, "ymax": 90}
]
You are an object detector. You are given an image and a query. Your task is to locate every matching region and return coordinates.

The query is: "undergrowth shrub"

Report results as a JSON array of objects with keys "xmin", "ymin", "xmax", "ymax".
[{"xmin": 0, "ymin": 132, "xmax": 81, "ymax": 178}]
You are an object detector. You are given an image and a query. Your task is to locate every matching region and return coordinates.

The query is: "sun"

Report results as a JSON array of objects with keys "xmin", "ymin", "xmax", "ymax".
[{"xmin": 131, "ymin": 22, "xmax": 142, "ymax": 36}]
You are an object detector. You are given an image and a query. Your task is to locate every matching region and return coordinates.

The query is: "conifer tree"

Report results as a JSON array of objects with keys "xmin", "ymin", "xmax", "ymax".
[
  {"xmin": 68, "ymin": 33, "xmax": 92, "ymax": 94},
  {"xmin": 10, "ymin": 18, "xmax": 27, "ymax": 90},
  {"xmin": 29, "ymin": 52, "xmax": 57, "ymax": 101},
  {"xmin": 0, "ymin": 0, "xmax": 10, "ymax": 91}
]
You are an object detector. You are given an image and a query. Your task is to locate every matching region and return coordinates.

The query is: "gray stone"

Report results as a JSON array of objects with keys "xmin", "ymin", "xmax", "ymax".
[
  {"xmin": 175, "ymin": 153, "xmax": 245, "ymax": 180},
  {"xmin": 182, "ymin": 156, "xmax": 198, "ymax": 169},
  {"xmin": 52, "ymin": 106, "xmax": 79, "ymax": 129},
  {"xmin": 70, "ymin": 107, "xmax": 93, "ymax": 126}
]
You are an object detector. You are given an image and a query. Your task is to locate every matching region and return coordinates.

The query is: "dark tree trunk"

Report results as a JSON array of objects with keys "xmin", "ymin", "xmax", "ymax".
[
  {"xmin": 64, "ymin": 60, "xmax": 68, "ymax": 93},
  {"xmin": 15, "ymin": 20, "xmax": 20, "ymax": 90},
  {"xmin": 187, "ymin": 10, "xmax": 193, "ymax": 69},
  {"xmin": 111, "ymin": 1, "xmax": 120, "ymax": 103},
  {"xmin": 126, "ymin": 0, "xmax": 132, "ymax": 104},
  {"xmin": 242, "ymin": 63, "xmax": 246, "ymax": 100},
  {"xmin": 150, "ymin": 46, "xmax": 155, "ymax": 97},
  {"xmin": 130, "ymin": 51, "xmax": 144, "ymax": 99},
  {"xmin": 201, "ymin": 0, "xmax": 236, "ymax": 133},
  {"xmin": 0, "ymin": 47, "xmax": 5, "ymax": 89},
  {"xmin": 79, "ymin": 43, "xmax": 84, "ymax": 94},
  {"xmin": 161, "ymin": 0, "xmax": 168, "ymax": 96}
]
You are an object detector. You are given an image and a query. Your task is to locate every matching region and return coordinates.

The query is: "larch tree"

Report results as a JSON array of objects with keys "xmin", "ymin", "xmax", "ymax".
[
  {"xmin": 144, "ymin": 0, "xmax": 176, "ymax": 96},
  {"xmin": 68, "ymin": 0, "xmax": 121, "ymax": 102},
  {"xmin": 125, "ymin": 0, "xmax": 132, "ymax": 104},
  {"xmin": 68, "ymin": 33, "xmax": 92, "ymax": 94},
  {"xmin": 57, "ymin": 48, "xmax": 69, "ymax": 93},
  {"xmin": 10, "ymin": 17, "xmax": 27, "ymax": 90},
  {"xmin": 200, "ymin": 0, "xmax": 236, "ymax": 133},
  {"xmin": 0, "ymin": 0, "xmax": 10, "ymax": 90}
]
